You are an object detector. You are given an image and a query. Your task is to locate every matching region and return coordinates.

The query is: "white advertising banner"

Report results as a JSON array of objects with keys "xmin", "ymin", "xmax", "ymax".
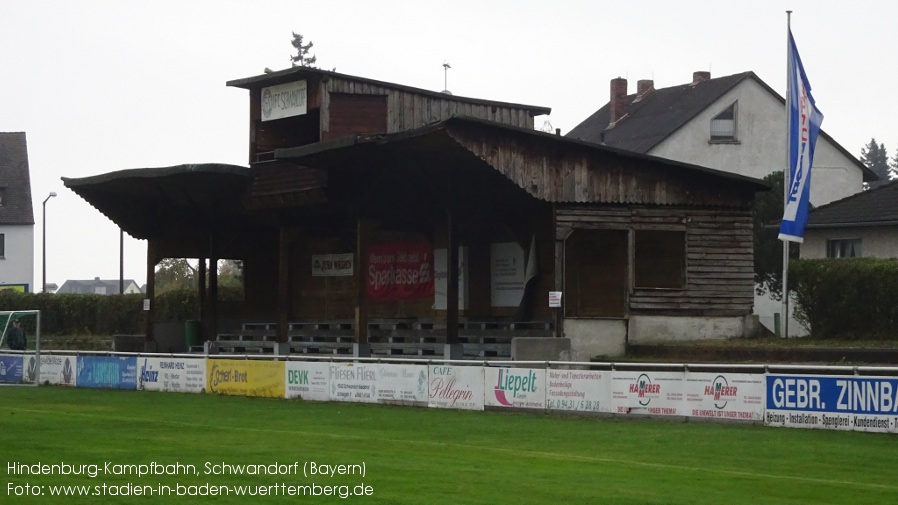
[
  {"xmin": 138, "ymin": 357, "xmax": 205, "ymax": 393},
  {"xmin": 766, "ymin": 374, "xmax": 898, "ymax": 433},
  {"xmin": 428, "ymin": 365, "xmax": 484, "ymax": 411},
  {"xmin": 433, "ymin": 247, "xmax": 469, "ymax": 310},
  {"xmin": 285, "ymin": 361, "xmax": 330, "ymax": 401},
  {"xmin": 311, "ymin": 253, "xmax": 354, "ymax": 277},
  {"xmin": 546, "ymin": 369, "xmax": 611, "ymax": 413},
  {"xmin": 684, "ymin": 372, "xmax": 764, "ymax": 421},
  {"xmin": 261, "ymin": 80, "xmax": 307, "ymax": 121},
  {"xmin": 329, "ymin": 363, "xmax": 378, "ymax": 403},
  {"xmin": 375, "ymin": 364, "xmax": 429, "ymax": 405},
  {"xmin": 490, "ymin": 242, "xmax": 526, "ymax": 307},
  {"xmin": 484, "ymin": 367, "xmax": 546, "ymax": 409},
  {"xmin": 611, "ymin": 370, "xmax": 685, "ymax": 416},
  {"xmin": 24, "ymin": 354, "xmax": 77, "ymax": 386}
]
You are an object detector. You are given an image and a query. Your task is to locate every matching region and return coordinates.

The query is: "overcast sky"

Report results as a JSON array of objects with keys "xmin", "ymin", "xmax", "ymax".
[{"xmin": 2, "ymin": 0, "xmax": 895, "ymax": 288}]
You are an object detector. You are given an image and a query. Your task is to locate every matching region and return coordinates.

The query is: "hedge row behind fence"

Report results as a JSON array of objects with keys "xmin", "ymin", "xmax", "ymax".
[
  {"xmin": 791, "ymin": 258, "xmax": 898, "ymax": 339},
  {"xmin": 0, "ymin": 289, "xmax": 212, "ymax": 335}
]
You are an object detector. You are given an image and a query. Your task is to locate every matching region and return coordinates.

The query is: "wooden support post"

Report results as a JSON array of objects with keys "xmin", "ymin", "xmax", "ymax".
[
  {"xmin": 198, "ymin": 257, "xmax": 207, "ymax": 339},
  {"xmin": 208, "ymin": 233, "xmax": 218, "ymax": 343},
  {"xmin": 277, "ymin": 226, "xmax": 290, "ymax": 343},
  {"xmin": 554, "ymin": 238, "xmax": 564, "ymax": 338},
  {"xmin": 355, "ymin": 219, "xmax": 368, "ymax": 345},
  {"xmin": 446, "ymin": 211, "xmax": 459, "ymax": 345},
  {"xmin": 144, "ymin": 240, "xmax": 157, "ymax": 343}
]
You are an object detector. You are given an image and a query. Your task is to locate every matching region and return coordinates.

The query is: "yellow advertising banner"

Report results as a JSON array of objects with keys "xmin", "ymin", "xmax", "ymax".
[{"xmin": 206, "ymin": 359, "xmax": 285, "ymax": 398}]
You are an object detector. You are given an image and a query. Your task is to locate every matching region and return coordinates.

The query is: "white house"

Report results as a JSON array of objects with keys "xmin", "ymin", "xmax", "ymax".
[
  {"xmin": 0, "ymin": 132, "xmax": 35, "ymax": 292},
  {"xmin": 567, "ymin": 71, "xmax": 877, "ymax": 337},
  {"xmin": 56, "ymin": 277, "xmax": 142, "ymax": 295},
  {"xmin": 801, "ymin": 179, "xmax": 898, "ymax": 259}
]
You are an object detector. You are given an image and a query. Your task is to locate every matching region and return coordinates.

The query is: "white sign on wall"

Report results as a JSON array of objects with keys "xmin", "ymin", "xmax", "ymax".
[
  {"xmin": 329, "ymin": 363, "xmax": 378, "ymax": 403},
  {"xmin": 611, "ymin": 371, "xmax": 685, "ymax": 416},
  {"xmin": 285, "ymin": 361, "xmax": 330, "ymax": 401},
  {"xmin": 138, "ymin": 357, "xmax": 205, "ymax": 393},
  {"xmin": 490, "ymin": 242, "xmax": 526, "ymax": 307},
  {"xmin": 684, "ymin": 372, "xmax": 764, "ymax": 421},
  {"xmin": 375, "ymin": 364, "xmax": 429, "ymax": 405},
  {"xmin": 546, "ymin": 369, "xmax": 611, "ymax": 413},
  {"xmin": 24, "ymin": 354, "xmax": 77, "ymax": 386},
  {"xmin": 434, "ymin": 247, "xmax": 469, "ymax": 310},
  {"xmin": 311, "ymin": 253, "xmax": 354, "ymax": 277},
  {"xmin": 261, "ymin": 80, "xmax": 308, "ymax": 121},
  {"xmin": 484, "ymin": 367, "xmax": 546, "ymax": 410},
  {"xmin": 428, "ymin": 365, "xmax": 484, "ymax": 411}
]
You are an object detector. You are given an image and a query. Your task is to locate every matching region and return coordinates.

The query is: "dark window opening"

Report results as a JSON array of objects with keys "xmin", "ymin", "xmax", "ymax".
[{"xmin": 635, "ymin": 230, "xmax": 685, "ymax": 289}]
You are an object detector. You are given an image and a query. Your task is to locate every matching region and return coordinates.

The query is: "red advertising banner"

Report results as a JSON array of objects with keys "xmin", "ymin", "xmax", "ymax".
[{"xmin": 366, "ymin": 241, "xmax": 434, "ymax": 300}]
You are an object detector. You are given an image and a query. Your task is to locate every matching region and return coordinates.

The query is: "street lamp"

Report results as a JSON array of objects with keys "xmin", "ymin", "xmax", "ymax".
[{"xmin": 42, "ymin": 192, "xmax": 57, "ymax": 293}]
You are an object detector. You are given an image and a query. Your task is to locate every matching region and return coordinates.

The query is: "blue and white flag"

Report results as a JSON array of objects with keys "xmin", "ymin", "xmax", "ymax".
[{"xmin": 779, "ymin": 29, "xmax": 824, "ymax": 243}]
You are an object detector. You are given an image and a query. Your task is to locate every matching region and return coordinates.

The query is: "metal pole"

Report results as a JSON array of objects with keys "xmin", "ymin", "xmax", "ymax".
[
  {"xmin": 781, "ymin": 11, "xmax": 793, "ymax": 338},
  {"xmin": 41, "ymin": 192, "xmax": 57, "ymax": 293}
]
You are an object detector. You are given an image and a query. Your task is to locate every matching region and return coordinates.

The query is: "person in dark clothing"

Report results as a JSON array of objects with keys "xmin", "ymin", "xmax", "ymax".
[{"xmin": 6, "ymin": 320, "xmax": 26, "ymax": 350}]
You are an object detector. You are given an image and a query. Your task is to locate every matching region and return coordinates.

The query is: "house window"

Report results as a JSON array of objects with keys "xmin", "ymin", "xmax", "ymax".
[
  {"xmin": 635, "ymin": 230, "xmax": 686, "ymax": 289},
  {"xmin": 95, "ymin": 286, "xmax": 107, "ymax": 295},
  {"xmin": 710, "ymin": 102, "xmax": 737, "ymax": 141},
  {"xmin": 826, "ymin": 238, "xmax": 861, "ymax": 258},
  {"xmin": 0, "ymin": 233, "xmax": 5, "ymax": 258}
]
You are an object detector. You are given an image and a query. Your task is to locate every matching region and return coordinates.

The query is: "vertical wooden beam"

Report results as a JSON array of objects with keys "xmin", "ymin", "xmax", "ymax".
[
  {"xmin": 354, "ymin": 219, "xmax": 368, "ymax": 344},
  {"xmin": 554, "ymin": 238, "xmax": 564, "ymax": 339},
  {"xmin": 144, "ymin": 240, "xmax": 157, "ymax": 343},
  {"xmin": 198, "ymin": 257, "xmax": 207, "ymax": 339},
  {"xmin": 277, "ymin": 226, "xmax": 290, "ymax": 343},
  {"xmin": 553, "ymin": 207, "xmax": 567, "ymax": 339},
  {"xmin": 446, "ymin": 211, "xmax": 459, "ymax": 345},
  {"xmin": 208, "ymin": 233, "xmax": 218, "ymax": 343}
]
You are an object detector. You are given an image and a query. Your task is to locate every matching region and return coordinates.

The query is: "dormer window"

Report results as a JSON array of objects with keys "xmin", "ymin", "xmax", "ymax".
[{"xmin": 710, "ymin": 102, "xmax": 737, "ymax": 142}]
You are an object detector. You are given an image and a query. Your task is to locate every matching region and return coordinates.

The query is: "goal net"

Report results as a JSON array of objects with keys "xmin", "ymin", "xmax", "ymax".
[{"xmin": 0, "ymin": 310, "xmax": 41, "ymax": 386}]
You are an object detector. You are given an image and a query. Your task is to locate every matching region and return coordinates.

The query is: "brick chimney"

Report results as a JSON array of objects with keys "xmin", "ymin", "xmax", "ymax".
[
  {"xmin": 609, "ymin": 77, "xmax": 628, "ymax": 125},
  {"xmin": 692, "ymin": 71, "xmax": 711, "ymax": 84},
  {"xmin": 637, "ymin": 79, "xmax": 654, "ymax": 96}
]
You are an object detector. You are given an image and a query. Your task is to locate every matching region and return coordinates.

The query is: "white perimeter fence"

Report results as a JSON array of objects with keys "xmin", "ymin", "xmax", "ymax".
[{"xmin": 2, "ymin": 350, "xmax": 898, "ymax": 435}]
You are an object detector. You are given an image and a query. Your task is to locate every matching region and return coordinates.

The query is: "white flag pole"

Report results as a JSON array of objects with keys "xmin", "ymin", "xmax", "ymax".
[{"xmin": 782, "ymin": 10, "xmax": 793, "ymax": 338}]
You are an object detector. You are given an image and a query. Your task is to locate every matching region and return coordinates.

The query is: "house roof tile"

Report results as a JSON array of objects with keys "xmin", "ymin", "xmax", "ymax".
[{"xmin": 0, "ymin": 132, "xmax": 35, "ymax": 225}]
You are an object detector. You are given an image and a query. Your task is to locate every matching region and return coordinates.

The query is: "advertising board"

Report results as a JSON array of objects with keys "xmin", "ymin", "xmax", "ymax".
[
  {"xmin": 545, "ymin": 368, "xmax": 610, "ymax": 413},
  {"xmin": 766, "ymin": 374, "xmax": 898, "ymax": 433},
  {"xmin": 206, "ymin": 359, "xmax": 285, "ymax": 398},
  {"xmin": 611, "ymin": 370, "xmax": 685, "ymax": 416},
  {"xmin": 684, "ymin": 372, "xmax": 764, "ymax": 421},
  {"xmin": 138, "ymin": 357, "xmax": 205, "ymax": 393},
  {"xmin": 77, "ymin": 356, "xmax": 137, "ymax": 389},
  {"xmin": 428, "ymin": 365, "xmax": 484, "ymax": 411}
]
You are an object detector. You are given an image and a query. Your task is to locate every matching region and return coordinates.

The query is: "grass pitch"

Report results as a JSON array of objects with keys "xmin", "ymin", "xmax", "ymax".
[{"xmin": 1, "ymin": 387, "xmax": 896, "ymax": 504}]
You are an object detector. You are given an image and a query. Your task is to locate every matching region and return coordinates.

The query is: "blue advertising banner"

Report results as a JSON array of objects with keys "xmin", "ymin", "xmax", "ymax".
[
  {"xmin": 77, "ymin": 356, "xmax": 138, "ymax": 389},
  {"xmin": 766, "ymin": 375, "xmax": 898, "ymax": 433},
  {"xmin": 0, "ymin": 354, "xmax": 23, "ymax": 383}
]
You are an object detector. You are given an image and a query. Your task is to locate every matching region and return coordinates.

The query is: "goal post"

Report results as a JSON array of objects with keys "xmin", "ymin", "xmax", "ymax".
[{"xmin": 0, "ymin": 310, "xmax": 41, "ymax": 386}]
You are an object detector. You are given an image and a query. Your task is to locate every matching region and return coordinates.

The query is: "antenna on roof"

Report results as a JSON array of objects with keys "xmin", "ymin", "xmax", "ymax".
[{"xmin": 442, "ymin": 61, "xmax": 452, "ymax": 95}]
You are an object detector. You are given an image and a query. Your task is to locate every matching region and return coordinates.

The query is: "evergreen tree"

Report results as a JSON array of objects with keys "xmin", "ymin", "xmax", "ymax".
[
  {"xmin": 290, "ymin": 32, "xmax": 317, "ymax": 68},
  {"xmin": 860, "ymin": 138, "xmax": 890, "ymax": 180},
  {"xmin": 754, "ymin": 171, "xmax": 800, "ymax": 299},
  {"xmin": 890, "ymin": 151, "xmax": 898, "ymax": 180}
]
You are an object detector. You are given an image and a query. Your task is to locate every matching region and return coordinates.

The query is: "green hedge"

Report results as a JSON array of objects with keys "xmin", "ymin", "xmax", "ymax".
[
  {"xmin": 791, "ymin": 258, "xmax": 898, "ymax": 339},
  {"xmin": 0, "ymin": 287, "xmax": 245, "ymax": 335}
]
